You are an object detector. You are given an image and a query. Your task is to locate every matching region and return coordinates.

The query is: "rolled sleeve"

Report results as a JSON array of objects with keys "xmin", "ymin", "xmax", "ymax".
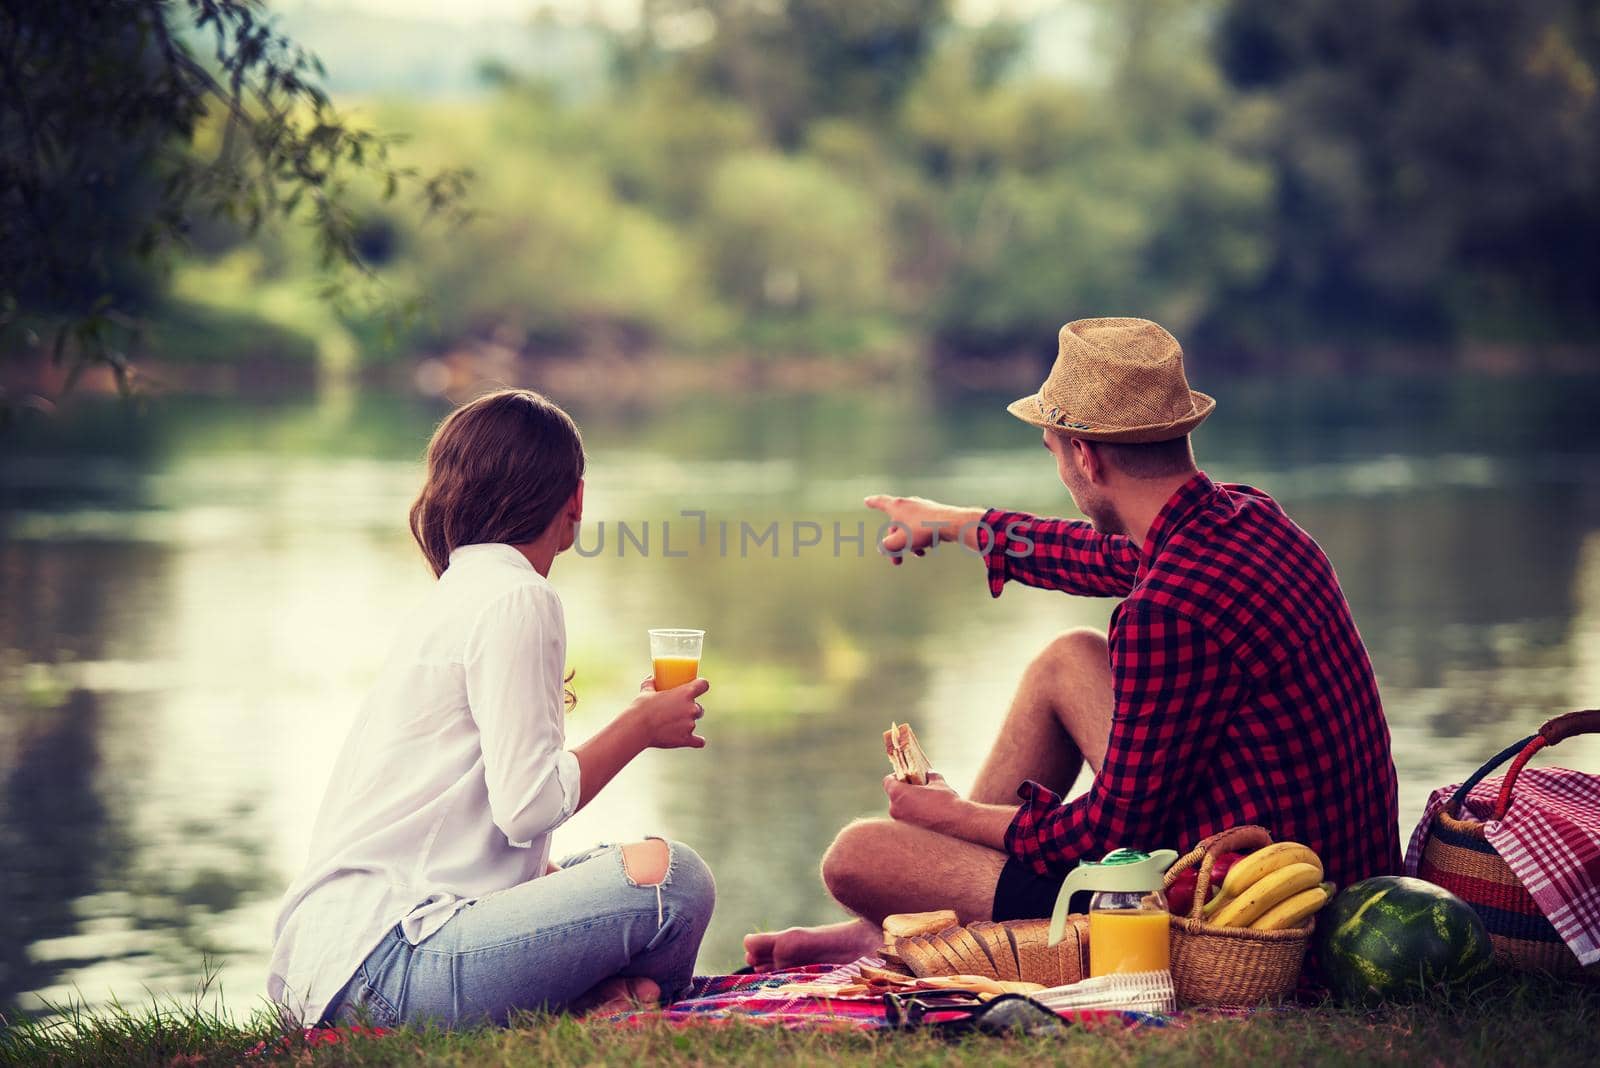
[
  {"xmin": 981, "ymin": 508, "xmax": 1139, "ymax": 599},
  {"xmin": 1003, "ymin": 780, "xmax": 1066, "ymax": 873},
  {"xmin": 551, "ymin": 749, "xmax": 581, "ymax": 822},
  {"xmin": 981, "ymin": 508, "xmax": 1024, "ymax": 598},
  {"xmin": 463, "ymin": 583, "xmax": 581, "ymax": 847}
]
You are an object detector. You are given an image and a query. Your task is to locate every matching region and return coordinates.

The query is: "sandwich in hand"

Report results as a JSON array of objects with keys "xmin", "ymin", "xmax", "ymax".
[{"xmin": 884, "ymin": 721, "xmax": 933, "ymax": 785}]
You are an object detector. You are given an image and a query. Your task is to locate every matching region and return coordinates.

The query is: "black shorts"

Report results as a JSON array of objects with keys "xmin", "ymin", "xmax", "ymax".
[{"xmin": 992, "ymin": 857, "xmax": 1065, "ymax": 921}]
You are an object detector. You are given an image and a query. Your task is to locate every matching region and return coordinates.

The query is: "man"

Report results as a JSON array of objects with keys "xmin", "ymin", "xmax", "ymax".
[{"xmin": 746, "ymin": 317, "xmax": 1401, "ymax": 970}]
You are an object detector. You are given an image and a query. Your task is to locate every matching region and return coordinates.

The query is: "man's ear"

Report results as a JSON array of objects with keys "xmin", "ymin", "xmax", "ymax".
[
  {"xmin": 570, "ymin": 479, "xmax": 585, "ymax": 524},
  {"xmin": 1071, "ymin": 437, "xmax": 1105, "ymax": 484}
]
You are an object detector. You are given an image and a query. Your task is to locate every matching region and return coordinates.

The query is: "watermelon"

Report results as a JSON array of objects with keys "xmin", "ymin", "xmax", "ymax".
[{"xmin": 1318, "ymin": 876, "xmax": 1493, "ymax": 1005}]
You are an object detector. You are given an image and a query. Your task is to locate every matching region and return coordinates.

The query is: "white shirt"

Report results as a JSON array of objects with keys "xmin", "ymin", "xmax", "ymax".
[{"xmin": 266, "ymin": 543, "xmax": 582, "ymax": 1024}]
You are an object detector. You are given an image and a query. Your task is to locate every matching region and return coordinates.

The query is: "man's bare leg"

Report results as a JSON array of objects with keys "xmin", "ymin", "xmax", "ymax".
[
  {"xmin": 744, "ymin": 819, "xmax": 1006, "ymax": 970},
  {"xmin": 970, "ymin": 628, "xmax": 1115, "ymax": 804},
  {"xmin": 743, "ymin": 918, "xmax": 880, "ymax": 972},
  {"xmin": 745, "ymin": 628, "xmax": 1113, "ymax": 969},
  {"xmin": 823, "ymin": 818, "xmax": 1007, "ymax": 924}
]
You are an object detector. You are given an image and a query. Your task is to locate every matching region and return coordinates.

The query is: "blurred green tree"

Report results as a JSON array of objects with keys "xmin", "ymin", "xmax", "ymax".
[
  {"xmin": 1215, "ymin": 0, "xmax": 1600, "ymax": 342},
  {"xmin": 0, "ymin": 0, "xmax": 466, "ymax": 405},
  {"xmin": 626, "ymin": 0, "xmax": 950, "ymax": 146},
  {"xmin": 395, "ymin": 107, "xmax": 727, "ymax": 354},
  {"xmin": 909, "ymin": 5, "xmax": 1272, "ymax": 355},
  {"xmin": 700, "ymin": 150, "xmax": 891, "ymax": 347},
  {"xmin": 589, "ymin": 73, "xmax": 764, "ymax": 215}
]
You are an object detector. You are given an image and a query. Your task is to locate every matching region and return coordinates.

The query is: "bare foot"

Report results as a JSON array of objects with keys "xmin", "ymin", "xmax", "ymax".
[
  {"xmin": 743, "ymin": 918, "xmax": 883, "ymax": 972},
  {"xmin": 572, "ymin": 975, "xmax": 661, "ymax": 1016}
]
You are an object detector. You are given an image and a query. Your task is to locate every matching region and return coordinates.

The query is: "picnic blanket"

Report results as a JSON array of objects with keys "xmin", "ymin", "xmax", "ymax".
[
  {"xmin": 1405, "ymin": 766, "xmax": 1600, "ymax": 967},
  {"xmin": 248, "ymin": 961, "xmax": 1171, "ymax": 1049},
  {"xmin": 603, "ymin": 959, "xmax": 1168, "ymax": 1031}
]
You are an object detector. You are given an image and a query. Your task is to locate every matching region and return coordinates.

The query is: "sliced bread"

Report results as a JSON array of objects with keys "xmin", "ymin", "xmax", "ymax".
[
  {"xmin": 1064, "ymin": 914, "xmax": 1092, "ymax": 983},
  {"xmin": 1005, "ymin": 919, "xmax": 1060, "ymax": 986},
  {"xmin": 883, "ymin": 909, "xmax": 959, "ymax": 943},
  {"xmin": 924, "ymin": 931, "xmax": 970, "ymax": 975},
  {"xmin": 941, "ymin": 927, "xmax": 997, "ymax": 978},
  {"xmin": 968, "ymin": 921, "xmax": 1021, "ymax": 981},
  {"xmin": 897, "ymin": 936, "xmax": 946, "ymax": 978},
  {"xmin": 1052, "ymin": 919, "xmax": 1084, "ymax": 986}
]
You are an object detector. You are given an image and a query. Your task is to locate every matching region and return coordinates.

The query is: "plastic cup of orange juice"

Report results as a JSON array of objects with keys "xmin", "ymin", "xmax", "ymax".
[{"xmin": 649, "ymin": 629, "xmax": 704, "ymax": 690}]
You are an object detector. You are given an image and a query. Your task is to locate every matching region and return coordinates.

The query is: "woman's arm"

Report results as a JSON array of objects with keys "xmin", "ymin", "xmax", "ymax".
[
  {"xmin": 570, "ymin": 677, "xmax": 708, "ymax": 812},
  {"xmin": 466, "ymin": 585, "xmax": 709, "ymax": 845},
  {"xmin": 464, "ymin": 585, "xmax": 584, "ymax": 846},
  {"xmin": 547, "ymin": 681, "xmax": 701, "ymax": 874}
]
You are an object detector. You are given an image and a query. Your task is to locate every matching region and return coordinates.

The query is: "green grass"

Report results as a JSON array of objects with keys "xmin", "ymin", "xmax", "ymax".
[{"xmin": 2, "ymin": 973, "xmax": 1594, "ymax": 1067}]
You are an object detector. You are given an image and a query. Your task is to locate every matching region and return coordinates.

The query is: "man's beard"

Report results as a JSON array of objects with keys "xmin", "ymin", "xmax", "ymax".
[
  {"xmin": 1082, "ymin": 495, "xmax": 1126, "ymax": 536},
  {"xmin": 1063, "ymin": 466, "xmax": 1125, "ymax": 536}
]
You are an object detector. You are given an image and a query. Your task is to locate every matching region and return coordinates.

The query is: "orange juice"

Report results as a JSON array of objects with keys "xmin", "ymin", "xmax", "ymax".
[
  {"xmin": 652, "ymin": 655, "xmax": 700, "ymax": 690},
  {"xmin": 1087, "ymin": 909, "xmax": 1171, "ymax": 975}
]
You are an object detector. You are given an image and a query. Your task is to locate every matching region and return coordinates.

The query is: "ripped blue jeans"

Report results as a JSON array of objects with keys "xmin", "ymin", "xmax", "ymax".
[{"xmin": 323, "ymin": 839, "xmax": 715, "ymax": 1028}]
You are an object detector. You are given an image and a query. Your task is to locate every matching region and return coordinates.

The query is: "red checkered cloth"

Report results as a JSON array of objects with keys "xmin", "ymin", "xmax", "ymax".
[
  {"xmin": 603, "ymin": 960, "xmax": 1167, "ymax": 1030},
  {"xmin": 1405, "ymin": 767, "xmax": 1600, "ymax": 966},
  {"xmin": 983, "ymin": 472, "xmax": 1401, "ymax": 893}
]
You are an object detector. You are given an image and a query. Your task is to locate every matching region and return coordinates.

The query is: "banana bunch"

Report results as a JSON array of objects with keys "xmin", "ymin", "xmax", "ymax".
[{"xmin": 1200, "ymin": 842, "xmax": 1336, "ymax": 930}]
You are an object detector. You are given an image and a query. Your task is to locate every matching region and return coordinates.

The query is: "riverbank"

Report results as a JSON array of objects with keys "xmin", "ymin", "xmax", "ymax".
[
  {"xmin": 8, "ymin": 325, "xmax": 1599, "ymax": 410},
  {"xmin": 2, "ymin": 971, "xmax": 1594, "ymax": 1067}
]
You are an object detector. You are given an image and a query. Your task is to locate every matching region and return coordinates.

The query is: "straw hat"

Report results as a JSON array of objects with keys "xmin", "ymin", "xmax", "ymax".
[{"xmin": 1006, "ymin": 318, "xmax": 1215, "ymax": 442}]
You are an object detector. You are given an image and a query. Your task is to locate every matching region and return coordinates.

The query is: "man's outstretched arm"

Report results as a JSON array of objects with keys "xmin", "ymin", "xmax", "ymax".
[{"xmin": 864, "ymin": 494, "xmax": 1140, "ymax": 598}]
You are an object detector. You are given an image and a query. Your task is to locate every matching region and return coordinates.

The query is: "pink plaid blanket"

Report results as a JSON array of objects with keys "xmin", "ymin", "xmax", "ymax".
[
  {"xmin": 605, "ymin": 960, "xmax": 1167, "ymax": 1030},
  {"xmin": 1406, "ymin": 766, "xmax": 1600, "ymax": 966}
]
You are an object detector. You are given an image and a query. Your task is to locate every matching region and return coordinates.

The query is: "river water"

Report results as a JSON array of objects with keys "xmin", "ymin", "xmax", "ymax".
[{"xmin": 2, "ymin": 373, "xmax": 1598, "ymax": 1018}]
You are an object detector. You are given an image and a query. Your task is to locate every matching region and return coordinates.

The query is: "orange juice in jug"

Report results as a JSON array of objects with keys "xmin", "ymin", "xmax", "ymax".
[
  {"xmin": 1051, "ymin": 847, "xmax": 1179, "ymax": 977},
  {"xmin": 1088, "ymin": 907, "xmax": 1171, "ymax": 974}
]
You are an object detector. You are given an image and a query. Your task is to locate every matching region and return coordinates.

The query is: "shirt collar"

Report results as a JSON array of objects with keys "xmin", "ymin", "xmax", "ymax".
[
  {"xmin": 1137, "ymin": 471, "xmax": 1218, "ymax": 578},
  {"xmin": 447, "ymin": 542, "xmax": 536, "ymax": 572}
]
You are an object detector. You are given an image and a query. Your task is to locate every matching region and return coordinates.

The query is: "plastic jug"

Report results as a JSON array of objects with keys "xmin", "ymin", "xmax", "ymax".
[{"xmin": 1049, "ymin": 847, "xmax": 1178, "ymax": 976}]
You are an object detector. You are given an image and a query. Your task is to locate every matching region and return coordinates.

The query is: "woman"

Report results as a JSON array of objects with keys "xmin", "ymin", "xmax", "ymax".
[{"xmin": 267, "ymin": 389, "xmax": 715, "ymax": 1028}]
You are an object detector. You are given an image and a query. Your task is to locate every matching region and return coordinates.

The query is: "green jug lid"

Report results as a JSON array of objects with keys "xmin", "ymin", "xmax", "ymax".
[
  {"xmin": 1047, "ymin": 846, "xmax": 1181, "ymax": 946},
  {"xmin": 1098, "ymin": 848, "xmax": 1150, "ymax": 866}
]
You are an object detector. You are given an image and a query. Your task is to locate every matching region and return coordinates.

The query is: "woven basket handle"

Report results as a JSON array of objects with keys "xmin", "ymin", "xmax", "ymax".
[
  {"xmin": 1161, "ymin": 824, "xmax": 1272, "ymax": 920},
  {"xmin": 1447, "ymin": 709, "xmax": 1600, "ymax": 820},
  {"xmin": 1540, "ymin": 708, "xmax": 1600, "ymax": 744}
]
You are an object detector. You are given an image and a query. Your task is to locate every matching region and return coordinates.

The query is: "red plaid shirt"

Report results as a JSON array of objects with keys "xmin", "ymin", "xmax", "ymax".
[{"xmin": 983, "ymin": 472, "xmax": 1401, "ymax": 891}]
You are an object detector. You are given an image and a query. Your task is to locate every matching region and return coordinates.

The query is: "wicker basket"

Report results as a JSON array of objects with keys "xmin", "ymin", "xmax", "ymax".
[
  {"xmin": 1415, "ymin": 708, "xmax": 1600, "ymax": 980},
  {"xmin": 1162, "ymin": 825, "xmax": 1311, "ymax": 1007}
]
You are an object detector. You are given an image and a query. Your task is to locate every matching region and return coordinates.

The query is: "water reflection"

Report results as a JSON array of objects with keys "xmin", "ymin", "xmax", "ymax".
[
  {"xmin": 1, "ymin": 376, "xmax": 1598, "ymax": 1016},
  {"xmin": 0, "ymin": 690, "xmax": 115, "ymax": 1005}
]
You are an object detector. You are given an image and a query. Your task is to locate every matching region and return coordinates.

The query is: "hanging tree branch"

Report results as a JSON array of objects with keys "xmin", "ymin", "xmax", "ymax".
[{"xmin": 0, "ymin": 0, "xmax": 472, "ymax": 408}]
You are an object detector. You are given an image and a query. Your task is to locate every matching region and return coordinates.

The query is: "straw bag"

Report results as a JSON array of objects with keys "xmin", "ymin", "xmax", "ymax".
[
  {"xmin": 1415, "ymin": 709, "xmax": 1600, "ymax": 979},
  {"xmin": 1162, "ymin": 825, "xmax": 1311, "ymax": 1007}
]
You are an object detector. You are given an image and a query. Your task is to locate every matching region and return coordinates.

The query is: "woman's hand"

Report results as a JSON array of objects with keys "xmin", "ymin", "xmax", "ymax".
[
  {"xmin": 571, "ymin": 678, "xmax": 707, "ymax": 812},
  {"xmin": 629, "ymin": 676, "xmax": 708, "ymax": 750}
]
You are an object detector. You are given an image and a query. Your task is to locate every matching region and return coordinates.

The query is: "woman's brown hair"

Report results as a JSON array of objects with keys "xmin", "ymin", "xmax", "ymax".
[
  {"xmin": 410, "ymin": 389, "xmax": 586, "ymax": 707},
  {"xmin": 409, "ymin": 388, "xmax": 586, "ymax": 578}
]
